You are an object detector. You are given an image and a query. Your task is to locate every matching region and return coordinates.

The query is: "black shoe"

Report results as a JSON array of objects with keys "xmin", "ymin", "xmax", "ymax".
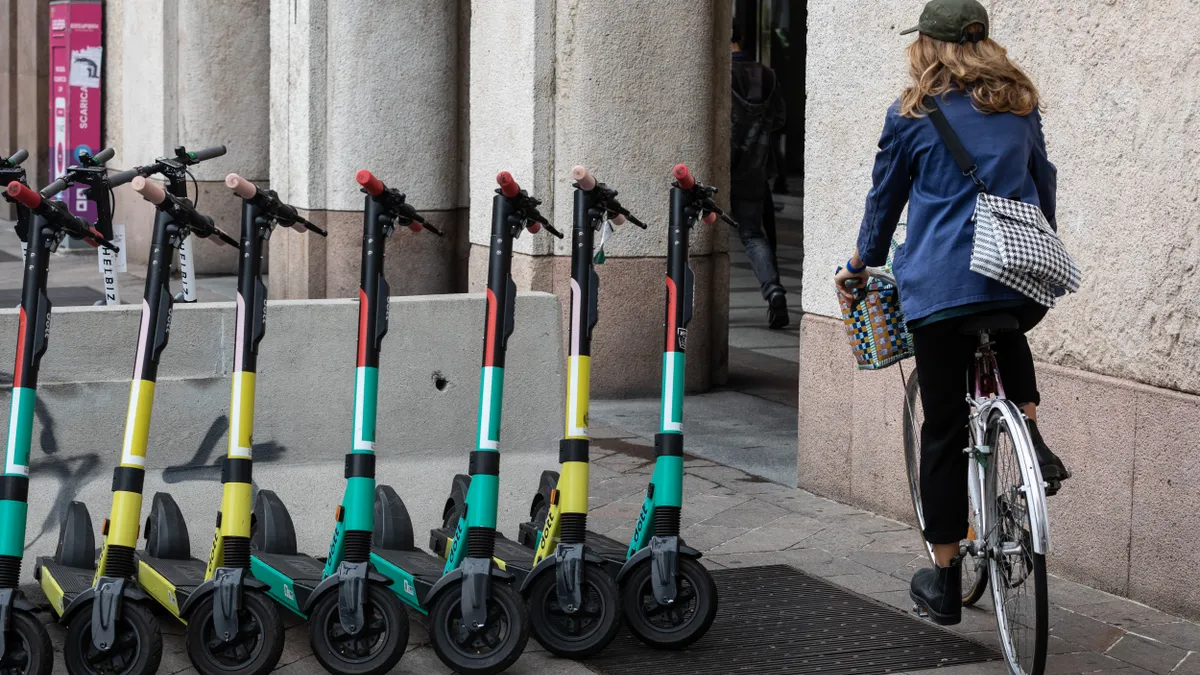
[
  {"xmin": 910, "ymin": 558, "xmax": 962, "ymax": 625},
  {"xmin": 767, "ymin": 293, "xmax": 789, "ymax": 330},
  {"xmin": 1028, "ymin": 420, "xmax": 1071, "ymax": 496}
]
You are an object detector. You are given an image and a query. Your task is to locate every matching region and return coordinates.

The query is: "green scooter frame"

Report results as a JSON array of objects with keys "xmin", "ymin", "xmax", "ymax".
[
  {"xmin": 248, "ymin": 170, "xmax": 439, "ymax": 675},
  {"xmin": 0, "ymin": 150, "xmax": 119, "ymax": 675},
  {"xmin": 372, "ymin": 171, "xmax": 559, "ymax": 674}
]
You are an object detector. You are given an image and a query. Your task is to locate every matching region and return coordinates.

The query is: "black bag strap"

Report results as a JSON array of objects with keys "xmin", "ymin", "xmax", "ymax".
[{"xmin": 925, "ymin": 96, "xmax": 988, "ymax": 192}]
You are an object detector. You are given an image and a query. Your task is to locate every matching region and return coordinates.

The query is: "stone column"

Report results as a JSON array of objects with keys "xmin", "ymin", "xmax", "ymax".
[
  {"xmin": 8, "ymin": 1, "xmax": 49, "ymax": 198},
  {"xmin": 108, "ymin": 0, "xmax": 270, "ymax": 275},
  {"xmin": 469, "ymin": 1, "xmax": 732, "ymax": 396},
  {"xmin": 0, "ymin": 0, "xmax": 15, "ymax": 221},
  {"xmin": 268, "ymin": 0, "xmax": 464, "ymax": 299}
]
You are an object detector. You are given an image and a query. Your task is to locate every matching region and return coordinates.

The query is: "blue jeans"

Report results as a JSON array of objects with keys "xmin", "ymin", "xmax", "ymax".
[{"xmin": 731, "ymin": 193, "xmax": 785, "ymax": 301}]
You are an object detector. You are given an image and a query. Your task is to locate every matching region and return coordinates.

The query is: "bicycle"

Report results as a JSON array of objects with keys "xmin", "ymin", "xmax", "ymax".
[{"xmin": 853, "ymin": 268, "xmax": 1051, "ymax": 675}]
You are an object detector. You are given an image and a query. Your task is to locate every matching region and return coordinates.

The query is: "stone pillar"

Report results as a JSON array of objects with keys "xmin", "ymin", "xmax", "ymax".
[
  {"xmin": 268, "ymin": 0, "xmax": 464, "ymax": 299},
  {"xmin": 107, "ymin": 0, "xmax": 270, "ymax": 275},
  {"xmin": 0, "ymin": 0, "xmax": 15, "ymax": 221},
  {"xmin": 468, "ymin": 1, "xmax": 732, "ymax": 397},
  {"xmin": 3, "ymin": 0, "xmax": 49, "ymax": 205}
]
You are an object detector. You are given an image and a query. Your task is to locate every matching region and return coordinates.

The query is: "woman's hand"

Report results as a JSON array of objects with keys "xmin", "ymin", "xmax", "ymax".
[{"xmin": 835, "ymin": 265, "xmax": 870, "ymax": 302}]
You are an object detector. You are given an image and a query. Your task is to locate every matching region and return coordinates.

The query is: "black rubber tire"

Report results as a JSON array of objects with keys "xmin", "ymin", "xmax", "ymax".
[
  {"xmin": 621, "ymin": 557, "xmax": 717, "ymax": 650},
  {"xmin": 307, "ymin": 583, "xmax": 408, "ymax": 675},
  {"xmin": 185, "ymin": 590, "xmax": 284, "ymax": 675},
  {"xmin": 64, "ymin": 601, "xmax": 163, "ymax": 675},
  {"xmin": 0, "ymin": 608, "xmax": 53, "ymax": 675},
  {"xmin": 429, "ymin": 580, "xmax": 529, "ymax": 675},
  {"xmin": 527, "ymin": 563, "xmax": 621, "ymax": 658}
]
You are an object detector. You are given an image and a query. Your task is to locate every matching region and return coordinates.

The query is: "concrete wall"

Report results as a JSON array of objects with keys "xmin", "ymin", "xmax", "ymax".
[
  {"xmin": 0, "ymin": 0, "xmax": 48, "ymax": 221},
  {"xmin": 799, "ymin": 1, "xmax": 1200, "ymax": 618},
  {"xmin": 268, "ymin": 0, "xmax": 464, "ymax": 300},
  {"xmin": 108, "ymin": 0, "xmax": 271, "ymax": 275},
  {"xmin": 5, "ymin": 293, "xmax": 564, "ymax": 562},
  {"xmin": 468, "ymin": 0, "xmax": 732, "ymax": 397}
]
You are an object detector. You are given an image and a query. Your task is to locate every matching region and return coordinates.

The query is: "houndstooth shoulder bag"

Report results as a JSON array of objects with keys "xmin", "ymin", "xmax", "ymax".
[{"xmin": 926, "ymin": 97, "xmax": 1081, "ymax": 307}]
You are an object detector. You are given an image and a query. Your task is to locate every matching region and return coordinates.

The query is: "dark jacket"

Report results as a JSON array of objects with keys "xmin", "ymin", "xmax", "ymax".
[
  {"xmin": 855, "ymin": 90, "xmax": 1057, "ymax": 322},
  {"xmin": 731, "ymin": 51, "xmax": 786, "ymax": 199}
]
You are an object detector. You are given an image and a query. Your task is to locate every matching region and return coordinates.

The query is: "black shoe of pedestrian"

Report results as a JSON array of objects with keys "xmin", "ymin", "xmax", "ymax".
[
  {"xmin": 910, "ymin": 558, "xmax": 962, "ymax": 626},
  {"xmin": 767, "ymin": 293, "xmax": 789, "ymax": 330},
  {"xmin": 1028, "ymin": 419, "xmax": 1071, "ymax": 496}
]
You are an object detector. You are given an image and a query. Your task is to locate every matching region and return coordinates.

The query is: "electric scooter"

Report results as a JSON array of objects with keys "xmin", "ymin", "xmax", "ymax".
[
  {"xmin": 372, "ymin": 171, "xmax": 559, "ymax": 674},
  {"xmin": 35, "ymin": 145, "xmax": 234, "ymax": 675},
  {"xmin": 517, "ymin": 165, "xmax": 725, "ymax": 649},
  {"xmin": 42, "ymin": 147, "xmax": 124, "ymax": 305},
  {"xmin": 131, "ymin": 174, "xmax": 327, "ymax": 675},
  {"xmin": 1, "ymin": 171, "xmax": 120, "ymax": 675},
  {"xmin": 427, "ymin": 166, "xmax": 644, "ymax": 658},
  {"xmin": 249, "ymin": 169, "xmax": 441, "ymax": 675}
]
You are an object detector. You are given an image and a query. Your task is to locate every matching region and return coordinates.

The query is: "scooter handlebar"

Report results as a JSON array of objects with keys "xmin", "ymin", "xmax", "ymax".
[
  {"xmin": 497, "ymin": 171, "xmax": 520, "ymax": 198},
  {"xmin": 673, "ymin": 163, "xmax": 696, "ymax": 190},
  {"xmin": 108, "ymin": 168, "xmax": 140, "ymax": 188},
  {"xmin": 189, "ymin": 145, "xmax": 227, "ymax": 163},
  {"xmin": 91, "ymin": 147, "xmax": 115, "ymax": 164},
  {"xmin": 356, "ymin": 169, "xmax": 385, "ymax": 197},
  {"xmin": 224, "ymin": 173, "xmax": 258, "ymax": 200},
  {"xmin": 4, "ymin": 149, "xmax": 28, "ymax": 166},
  {"xmin": 41, "ymin": 179, "xmax": 69, "ymax": 200},
  {"xmin": 131, "ymin": 176, "xmax": 167, "ymax": 205},
  {"xmin": 6, "ymin": 181, "xmax": 41, "ymax": 209}
]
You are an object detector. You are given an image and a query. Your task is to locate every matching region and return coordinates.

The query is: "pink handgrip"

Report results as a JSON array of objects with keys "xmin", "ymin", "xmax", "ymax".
[
  {"xmin": 571, "ymin": 165, "xmax": 596, "ymax": 191},
  {"xmin": 673, "ymin": 164, "xmax": 695, "ymax": 190},
  {"xmin": 291, "ymin": 221, "xmax": 307, "ymax": 233},
  {"xmin": 5, "ymin": 181, "xmax": 41, "ymax": 209},
  {"xmin": 225, "ymin": 173, "xmax": 258, "ymax": 200},
  {"xmin": 131, "ymin": 176, "xmax": 167, "ymax": 205},
  {"xmin": 527, "ymin": 222, "xmax": 542, "ymax": 234},
  {"xmin": 611, "ymin": 214, "xmax": 627, "ymax": 226},
  {"xmin": 497, "ymin": 171, "xmax": 520, "ymax": 198},
  {"xmin": 356, "ymin": 169, "xmax": 385, "ymax": 197},
  {"xmin": 702, "ymin": 212, "xmax": 718, "ymax": 225}
]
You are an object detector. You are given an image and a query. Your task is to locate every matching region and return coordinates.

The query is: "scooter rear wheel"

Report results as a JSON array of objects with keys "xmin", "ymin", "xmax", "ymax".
[
  {"xmin": 527, "ymin": 562, "xmax": 621, "ymax": 658},
  {"xmin": 185, "ymin": 590, "xmax": 284, "ymax": 675},
  {"xmin": 621, "ymin": 557, "xmax": 717, "ymax": 650},
  {"xmin": 429, "ymin": 580, "xmax": 528, "ymax": 675},
  {"xmin": 64, "ymin": 601, "xmax": 163, "ymax": 675},
  {"xmin": 307, "ymin": 583, "xmax": 408, "ymax": 675},
  {"xmin": 1, "ymin": 608, "xmax": 53, "ymax": 675}
]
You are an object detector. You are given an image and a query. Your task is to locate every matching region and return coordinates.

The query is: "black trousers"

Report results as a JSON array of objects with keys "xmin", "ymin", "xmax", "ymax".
[{"xmin": 911, "ymin": 304, "xmax": 1047, "ymax": 544}]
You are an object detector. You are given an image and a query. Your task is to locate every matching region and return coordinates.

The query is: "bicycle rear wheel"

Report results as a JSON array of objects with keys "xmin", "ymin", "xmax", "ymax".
[
  {"xmin": 902, "ymin": 372, "xmax": 987, "ymax": 605},
  {"xmin": 984, "ymin": 407, "xmax": 1049, "ymax": 675}
]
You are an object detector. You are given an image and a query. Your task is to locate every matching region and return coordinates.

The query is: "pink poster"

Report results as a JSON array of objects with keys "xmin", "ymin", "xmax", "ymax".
[{"xmin": 48, "ymin": 0, "xmax": 103, "ymax": 222}]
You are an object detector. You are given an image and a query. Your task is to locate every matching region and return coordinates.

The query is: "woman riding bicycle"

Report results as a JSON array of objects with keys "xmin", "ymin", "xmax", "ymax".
[{"xmin": 834, "ymin": 0, "xmax": 1071, "ymax": 625}]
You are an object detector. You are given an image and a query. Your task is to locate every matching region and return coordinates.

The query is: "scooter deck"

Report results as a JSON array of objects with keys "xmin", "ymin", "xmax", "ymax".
[
  {"xmin": 429, "ymin": 526, "xmax": 535, "ymax": 581},
  {"xmin": 583, "ymin": 530, "xmax": 629, "ymax": 560},
  {"xmin": 35, "ymin": 558, "xmax": 96, "ymax": 616},
  {"xmin": 250, "ymin": 551, "xmax": 326, "ymax": 612},
  {"xmin": 137, "ymin": 555, "xmax": 206, "ymax": 607},
  {"xmin": 370, "ymin": 546, "xmax": 444, "ymax": 607}
]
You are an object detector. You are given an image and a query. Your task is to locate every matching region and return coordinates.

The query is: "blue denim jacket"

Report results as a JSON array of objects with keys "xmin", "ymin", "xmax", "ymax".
[{"xmin": 855, "ymin": 90, "xmax": 1057, "ymax": 322}]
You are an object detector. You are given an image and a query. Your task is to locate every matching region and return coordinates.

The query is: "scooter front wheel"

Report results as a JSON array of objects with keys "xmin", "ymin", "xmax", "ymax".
[
  {"xmin": 307, "ymin": 583, "xmax": 408, "ymax": 675},
  {"xmin": 1, "ymin": 608, "xmax": 53, "ymax": 675},
  {"xmin": 185, "ymin": 589, "xmax": 284, "ymax": 675},
  {"xmin": 63, "ymin": 601, "xmax": 163, "ymax": 675},
  {"xmin": 527, "ymin": 562, "xmax": 621, "ymax": 658},
  {"xmin": 429, "ymin": 580, "xmax": 528, "ymax": 675},
  {"xmin": 621, "ymin": 556, "xmax": 717, "ymax": 650}
]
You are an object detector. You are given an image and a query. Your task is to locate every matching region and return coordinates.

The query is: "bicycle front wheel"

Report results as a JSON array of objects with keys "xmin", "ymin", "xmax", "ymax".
[
  {"xmin": 985, "ymin": 407, "xmax": 1049, "ymax": 675},
  {"xmin": 902, "ymin": 372, "xmax": 987, "ymax": 605}
]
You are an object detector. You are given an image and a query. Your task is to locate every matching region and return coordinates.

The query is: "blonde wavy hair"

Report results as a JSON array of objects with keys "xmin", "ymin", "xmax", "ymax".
[{"xmin": 899, "ymin": 26, "xmax": 1041, "ymax": 118}]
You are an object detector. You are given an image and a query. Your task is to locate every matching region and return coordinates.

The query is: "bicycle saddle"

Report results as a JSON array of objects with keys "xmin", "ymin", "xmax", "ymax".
[{"xmin": 958, "ymin": 312, "xmax": 1021, "ymax": 336}]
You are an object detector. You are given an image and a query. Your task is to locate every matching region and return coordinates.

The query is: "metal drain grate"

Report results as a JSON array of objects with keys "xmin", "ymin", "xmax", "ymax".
[{"xmin": 587, "ymin": 564, "xmax": 999, "ymax": 675}]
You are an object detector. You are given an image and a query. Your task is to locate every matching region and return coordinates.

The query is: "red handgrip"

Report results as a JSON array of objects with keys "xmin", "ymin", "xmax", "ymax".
[
  {"xmin": 5, "ymin": 181, "xmax": 41, "ymax": 209},
  {"xmin": 356, "ymin": 169, "xmax": 385, "ymax": 197},
  {"xmin": 527, "ymin": 222, "xmax": 542, "ymax": 234},
  {"xmin": 673, "ymin": 164, "xmax": 695, "ymax": 190},
  {"xmin": 702, "ymin": 211, "xmax": 718, "ymax": 225},
  {"xmin": 497, "ymin": 171, "xmax": 520, "ymax": 198},
  {"xmin": 407, "ymin": 222, "xmax": 424, "ymax": 233}
]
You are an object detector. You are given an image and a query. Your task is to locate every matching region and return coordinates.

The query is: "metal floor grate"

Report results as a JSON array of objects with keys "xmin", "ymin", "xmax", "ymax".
[{"xmin": 586, "ymin": 564, "xmax": 999, "ymax": 675}]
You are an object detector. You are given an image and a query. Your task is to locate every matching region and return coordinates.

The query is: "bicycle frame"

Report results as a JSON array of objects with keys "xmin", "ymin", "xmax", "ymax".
[{"xmin": 965, "ymin": 339, "xmax": 1052, "ymax": 557}]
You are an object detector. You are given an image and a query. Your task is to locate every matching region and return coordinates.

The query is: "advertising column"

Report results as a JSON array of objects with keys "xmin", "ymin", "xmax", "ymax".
[{"xmin": 48, "ymin": 0, "xmax": 103, "ymax": 221}]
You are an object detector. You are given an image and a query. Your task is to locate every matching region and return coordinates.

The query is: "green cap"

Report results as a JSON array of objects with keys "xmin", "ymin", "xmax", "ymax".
[{"xmin": 900, "ymin": 0, "xmax": 989, "ymax": 43}]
